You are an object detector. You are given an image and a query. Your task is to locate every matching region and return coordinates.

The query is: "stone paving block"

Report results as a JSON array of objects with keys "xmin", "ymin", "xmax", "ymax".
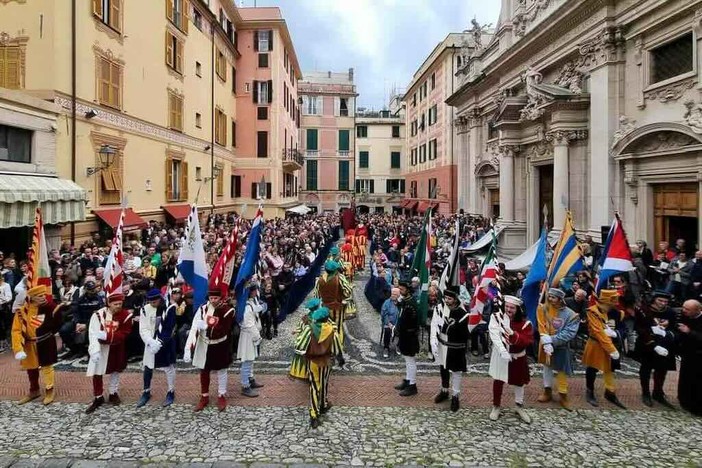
[
  {"xmin": 9, "ymin": 460, "xmax": 45, "ymax": 468},
  {"xmin": 0, "ymin": 456, "xmax": 17, "ymax": 468},
  {"xmin": 249, "ymin": 464, "xmax": 286, "ymax": 468},
  {"xmin": 105, "ymin": 462, "xmax": 141, "ymax": 468},
  {"xmin": 174, "ymin": 464, "xmax": 212, "ymax": 468},
  {"xmin": 290, "ymin": 465, "xmax": 329, "ymax": 468},
  {"xmin": 38, "ymin": 459, "xmax": 73, "ymax": 468},
  {"xmin": 69, "ymin": 462, "xmax": 108, "ymax": 468},
  {"xmin": 211, "ymin": 463, "xmax": 247, "ymax": 468}
]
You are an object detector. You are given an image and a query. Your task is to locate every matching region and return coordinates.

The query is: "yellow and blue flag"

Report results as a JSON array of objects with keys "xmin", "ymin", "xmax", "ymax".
[{"xmin": 546, "ymin": 212, "xmax": 584, "ymax": 288}]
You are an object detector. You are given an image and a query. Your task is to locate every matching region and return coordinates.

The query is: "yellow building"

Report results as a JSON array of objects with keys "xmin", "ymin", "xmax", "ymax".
[{"xmin": 0, "ymin": 0, "xmax": 301, "ymax": 242}]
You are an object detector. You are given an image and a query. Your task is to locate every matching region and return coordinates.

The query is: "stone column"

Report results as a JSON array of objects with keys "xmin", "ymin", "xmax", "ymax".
[
  {"xmin": 498, "ymin": 146, "xmax": 515, "ymax": 222},
  {"xmin": 547, "ymin": 131, "xmax": 571, "ymax": 229},
  {"xmin": 454, "ymin": 116, "xmax": 470, "ymax": 211},
  {"xmin": 468, "ymin": 112, "xmax": 482, "ymax": 214}
]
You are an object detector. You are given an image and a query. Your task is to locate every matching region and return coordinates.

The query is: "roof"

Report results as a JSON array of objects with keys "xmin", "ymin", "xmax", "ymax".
[
  {"xmin": 300, "ymin": 70, "xmax": 354, "ymax": 85},
  {"xmin": 237, "ymin": 7, "xmax": 282, "ymax": 21}
]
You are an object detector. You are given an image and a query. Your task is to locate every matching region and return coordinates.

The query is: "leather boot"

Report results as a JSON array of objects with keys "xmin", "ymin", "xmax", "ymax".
[
  {"xmin": 85, "ymin": 396, "xmax": 104, "ymax": 414},
  {"xmin": 241, "ymin": 387, "xmax": 259, "ymax": 398},
  {"xmin": 559, "ymin": 392, "xmax": 573, "ymax": 411},
  {"xmin": 310, "ymin": 417, "xmax": 320, "ymax": 429},
  {"xmin": 604, "ymin": 390, "xmax": 626, "ymax": 409},
  {"xmin": 642, "ymin": 393, "xmax": 653, "ymax": 407},
  {"xmin": 42, "ymin": 388, "xmax": 55, "ymax": 406},
  {"xmin": 652, "ymin": 392, "xmax": 675, "ymax": 410},
  {"xmin": 536, "ymin": 387, "xmax": 552, "ymax": 403},
  {"xmin": 394, "ymin": 379, "xmax": 409, "ymax": 391},
  {"xmin": 217, "ymin": 395, "xmax": 227, "ymax": 412},
  {"xmin": 321, "ymin": 402, "xmax": 332, "ymax": 414},
  {"xmin": 399, "ymin": 383, "xmax": 417, "ymax": 397},
  {"xmin": 249, "ymin": 378, "xmax": 264, "ymax": 389},
  {"xmin": 108, "ymin": 393, "xmax": 121, "ymax": 405},
  {"xmin": 18, "ymin": 390, "xmax": 41, "ymax": 405},
  {"xmin": 194, "ymin": 395, "xmax": 209, "ymax": 412},
  {"xmin": 450, "ymin": 395, "xmax": 460, "ymax": 412},
  {"xmin": 162, "ymin": 391, "xmax": 175, "ymax": 407},
  {"xmin": 136, "ymin": 391, "xmax": 151, "ymax": 408},
  {"xmin": 433, "ymin": 390, "xmax": 449, "ymax": 404},
  {"xmin": 586, "ymin": 389, "xmax": 599, "ymax": 407}
]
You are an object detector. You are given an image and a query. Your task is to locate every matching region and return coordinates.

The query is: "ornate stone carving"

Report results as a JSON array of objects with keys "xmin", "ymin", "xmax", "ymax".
[
  {"xmin": 92, "ymin": 42, "xmax": 126, "ymax": 65},
  {"xmin": 684, "ymin": 100, "xmax": 702, "ymax": 134},
  {"xmin": 545, "ymin": 130, "xmax": 588, "ymax": 145},
  {"xmin": 695, "ymin": 8, "xmax": 702, "ymax": 36},
  {"xmin": 513, "ymin": 0, "xmax": 551, "ymax": 37},
  {"xmin": 644, "ymin": 78, "xmax": 695, "ymax": 103},
  {"xmin": 454, "ymin": 115, "xmax": 469, "ymax": 134},
  {"xmin": 468, "ymin": 17, "xmax": 492, "ymax": 49},
  {"xmin": 468, "ymin": 107, "xmax": 482, "ymax": 128},
  {"xmin": 554, "ymin": 61, "xmax": 584, "ymax": 94},
  {"xmin": 577, "ymin": 26, "xmax": 625, "ymax": 70},
  {"xmin": 526, "ymin": 141, "xmax": 553, "ymax": 162},
  {"xmin": 611, "ymin": 116, "xmax": 637, "ymax": 149},
  {"xmin": 625, "ymin": 131, "xmax": 698, "ymax": 153},
  {"xmin": 519, "ymin": 66, "xmax": 545, "ymax": 121}
]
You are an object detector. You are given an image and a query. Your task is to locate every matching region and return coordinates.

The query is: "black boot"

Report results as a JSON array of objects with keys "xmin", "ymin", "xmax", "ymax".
[
  {"xmin": 249, "ymin": 378, "xmax": 264, "ymax": 389},
  {"xmin": 586, "ymin": 389, "xmax": 599, "ymax": 407},
  {"xmin": 642, "ymin": 393, "xmax": 653, "ymax": 407},
  {"xmin": 85, "ymin": 396, "xmax": 104, "ymax": 414},
  {"xmin": 652, "ymin": 392, "xmax": 675, "ymax": 410},
  {"xmin": 394, "ymin": 379, "xmax": 409, "ymax": 391},
  {"xmin": 604, "ymin": 390, "xmax": 626, "ymax": 409},
  {"xmin": 399, "ymin": 383, "xmax": 417, "ymax": 397},
  {"xmin": 450, "ymin": 395, "xmax": 460, "ymax": 412},
  {"xmin": 434, "ymin": 390, "xmax": 449, "ymax": 404},
  {"xmin": 310, "ymin": 417, "xmax": 320, "ymax": 429}
]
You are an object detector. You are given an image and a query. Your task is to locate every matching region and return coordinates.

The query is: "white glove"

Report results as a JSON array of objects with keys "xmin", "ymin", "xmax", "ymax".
[
  {"xmin": 196, "ymin": 319, "xmax": 207, "ymax": 331},
  {"xmin": 89, "ymin": 352, "xmax": 101, "ymax": 364},
  {"xmin": 183, "ymin": 349, "xmax": 192, "ymax": 363},
  {"xmin": 543, "ymin": 344, "xmax": 554, "ymax": 356},
  {"xmin": 651, "ymin": 325, "xmax": 666, "ymax": 337},
  {"xmin": 499, "ymin": 350, "xmax": 512, "ymax": 361},
  {"xmin": 541, "ymin": 335, "xmax": 553, "ymax": 345},
  {"xmin": 604, "ymin": 327, "xmax": 618, "ymax": 338},
  {"xmin": 610, "ymin": 350, "xmax": 620, "ymax": 360},
  {"xmin": 96, "ymin": 330, "xmax": 107, "ymax": 341},
  {"xmin": 654, "ymin": 345, "xmax": 669, "ymax": 357},
  {"xmin": 14, "ymin": 351, "xmax": 27, "ymax": 361}
]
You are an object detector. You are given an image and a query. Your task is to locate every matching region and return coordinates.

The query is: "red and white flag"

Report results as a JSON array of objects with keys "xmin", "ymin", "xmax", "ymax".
[
  {"xmin": 26, "ymin": 208, "xmax": 51, "ymax": 294},
  {"xmin": 208, "ymin": 223, "xmax": 239, "ymax": 298},
  {"xmin": 466, "ymin": 233, "xmax": 499, "ymax": 332},
  {"xmin": 103, "ymin": 206, "xmax": 125, "ymax": 297}
]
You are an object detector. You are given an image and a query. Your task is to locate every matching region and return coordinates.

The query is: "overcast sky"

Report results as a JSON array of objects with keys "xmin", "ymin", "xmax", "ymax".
[{"xmin": 241, "ymin": 0, "xmax": 501, "ymax": 109}]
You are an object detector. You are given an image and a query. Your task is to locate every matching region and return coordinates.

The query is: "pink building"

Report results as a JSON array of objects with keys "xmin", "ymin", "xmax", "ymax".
[
  {"xmin": 234, "ymin": 7, "xmax": 303, "ymax": 218},
  {"xmin": 299, "ymin": 70, "xmax": 357, "ymax": 214}
]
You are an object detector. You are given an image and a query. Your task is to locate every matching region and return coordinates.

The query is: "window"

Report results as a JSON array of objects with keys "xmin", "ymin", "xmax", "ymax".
[
  {"xmin": 338, "ymin": 161, "xmax": 350, "ymax": 191},
  {"xmin": 231, "ymin": 120, "xmax": 236, "ymax": 147},
  {"xmin": 258, "ymin": 53, "xmax": 269, "ymax": 68},
  {"xmin": 231, "ymin": 67, "xmax": 236, "ymax": 93},
  {"xmin": 391, "ymin": 151, "xmax": 401, "ymax": 169},
  {"xmin": 193, "ymin": 8, "xmax": 202, "ymax": 31},
  {"xmin": 215, "ymin": 49, "xmax": 226, "ymax": 81},
  {"xmin": 340, "ymin": 98, "xmax": 349, "ymax": 117},
  {"xmin": 410, "ymin": 148, "xmax": 417, "ymax": 166},
  {"xmin": 195, "ymin": 61, "xmax": 202, "ymax": 77},
  {"xmin": 355, "ymin": 179, "xmax": 374, "ymax": 194},
  {"xmin": 306, "ymin": 160, "xmax": 318, "ymax": 190},
  {"xmin": 165, "ymin": 31, "xmax": 184, "ymax": 74},
  {"xmin": 0, "ymin": 46, "xmax": 22, "ymax": 89},
  {"xmin": 255, "ymin": 30, "xmax": 273, "ymax": 52},
  {"xmin": 306, "ymin": 129, "xmax": 318, "ymax": 151},
  {"xmin": 195, "ymin": 113, "xmax": 201, "ymax": 128},
  {"xmin": 257, "ymin": 107, "xmax": 268, "ymax": 120},
  {"xmin": 304, "ymin": 95, "xmax": 322, "ymax": 115},
  {"xmin": 253, "ymin": 80, "xmax": 272, "ymax": 104},
  {"xmin": 386, "ymin": 179, "xmax": 404, "ymax": 194},
  {"xmin": 257, "ymin": 131, "xmax": 268, "ymax": 157},
  {"xmin": 195, "ymin": 166, "xmax": 202, "ymax": 181},
  {"xmin": 215, "ymin": 109, "xmax": 227, "ymax": 146},
  {"xmin": 411, "ymin": 120, "xmax": 417, "ymax": 136},
  {"xmin": 338, "ymin": 129, "xmax": 350, "ymax": 152},
  {"xmin": 429, "ymin": 139, "xmax": 437, "ymax": 160},
  {"xmin": 166, "ymin": 0, "xmax": 188, "ymax": 34},
  {"xmin": 231, "ymin": 175, "xmax": 241, "ymax": 198},
  {"xmin": 429, "ymin": 105, "xmax": 437, "ymax": 125},
  {"xmin": 431, "ymin": 72, "xmax": 436, "ymax": 90},
  {"xmin": 359, "ymin": 151, "xmax": 369, "ymax": 169},
  {"xmin": 428, "ymin": 178, "xmax": 437, "ymax": 198},
  {"xmin": 419, "ymin": 144, "xmax": 426, "ymax": 163},
  {"xmin": 92, "ymin": 0, "xmax": 121, "ymax": 33},
  {"xmin": 419, "ymin": 113, "xmax": 425, "ymax": 131},
  {"xmin": 0, "ymin": 124, "xmax": 32, "ymax": 163},
  {"xmin": 412, "ymin": 93, "xmax": 416, "ymax": 107},
  {"xmin": 97, "ymin": 55, "xmax": 122, "ymax": 109},
  {"xmin": 392, "ymin": 125, "xmax": 400, "ymax": 138},
  {"xmin": 98, "ymin": 145, "xmax": 123, "ymax": 205},
  {"xmin": 357, "ymin": 126, "xmax": 368, "ymax": 138},
  {"xmin": 165, "ymin": 155, "xmax": 188, "ymax": 202},
  {"xmin": 216, "ymin": 164, "xmax": 224, "ymax": 197},
  {"xmin": 650, "ymin": 32, "xmax": 694, "ymax": 84},
  {"xmin": 168, "ymin": 92, "xmax": 183, "ymax": 131},
  {"xmin": 410, "ymin": 180, "xmax": 417, "ymax": 198}
]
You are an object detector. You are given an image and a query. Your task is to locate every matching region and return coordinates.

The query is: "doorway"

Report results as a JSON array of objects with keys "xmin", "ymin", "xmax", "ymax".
[
  {"xmin": 654, "ymin": 183, "xmax": 699, "ymax": 251},
  {"xmin": 488, "ymin": 189, "xmax": 500, "ymax": 218},
  {"xmin": 538, "ymin": 165, "xmax": 554, "ymax": 230}
]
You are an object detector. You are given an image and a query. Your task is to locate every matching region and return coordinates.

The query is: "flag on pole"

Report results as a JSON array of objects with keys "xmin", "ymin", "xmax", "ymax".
[
  {"xmin": 438, "ymin": 218, "xmax": 461, "ymax": 293},
  {"xmin": 467, "ymin": 230, "xmax": 499, "ymax": 332},
  {"xmin": 177, "ymin": 205, "xmax": 209, "ymax": 311},
  {"xmin": 209, "ymin": 223, "xmax": 239, "ymax": 298},
  {"xmin": 26, "ymin": 208, "xmax": 51, "ymax": 292},
  {"xmin": 103, "ymin": 206, "xmax": 125, "ymax": 297},
  {"xmin": 410, "ymin": 208, "xmax": 432, "ymax": 324},
  {"xmin": 522, "ymin": 227, "xmax": 549, "ymax": 326},
  {"xmin": 595, "ymin": 213, "xmax": 634, "ymax": 293},
  {"xmin": 234, "ymin": 205, "xmax": 264, "ymax": 322},
  {"xmin": 546, "ymin": 212, "xmax": 584, "ymax": 288}
]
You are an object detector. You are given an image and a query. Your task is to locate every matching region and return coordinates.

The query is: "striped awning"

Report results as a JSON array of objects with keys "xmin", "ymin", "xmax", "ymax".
[{"xmin": 0, "ymin": 174, "xmax": 87, "ymax": 228}]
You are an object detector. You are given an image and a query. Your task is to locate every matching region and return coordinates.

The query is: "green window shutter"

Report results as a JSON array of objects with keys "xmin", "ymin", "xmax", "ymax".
[
  {"xmin": 359, "ymin": 151, "xmax": 369, "ymax": 168},
  {"xmin": 338, "ymin": 129, "xmax": 349, "ymax": 151},
  {"xmin": 391, "ymin": 151, "xmax": 400, "ymax": 169},
  {"xmin": 355, "ymin": 179, "xmax": 361, "ymax": 193},
  {"xmin": 338, "ymin": 161, "xmax": 349, "ymax": 190},
  {"xmin": 400, "ymin": 179, "xmax": 405, "ymax": 193},
  {"xmin": 369, "ymin": 179, "xmax": 374, "ymax": 193},
  {"xmin": 306, "ymin": 129, "xmax": 318, "ymax": 151},
  {"xmin": 306, "ymin": 160, "xmax": 317, "ymax": 190}
]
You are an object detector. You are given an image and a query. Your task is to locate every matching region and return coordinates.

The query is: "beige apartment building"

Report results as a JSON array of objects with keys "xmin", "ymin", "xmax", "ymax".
[
  {"xmin": 355, "ymin": 95, "xmax": 406, "ymax": 214},
  {"xmin": 0, "ymin": 0, "xmax": 301, "ymax": 242},
  {"xmin": 299, "ymin": 70, "xmax": 357, "ymax": 214}
]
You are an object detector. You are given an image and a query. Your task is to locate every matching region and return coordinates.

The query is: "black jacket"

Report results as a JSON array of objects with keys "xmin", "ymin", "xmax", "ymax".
[{"xmin": 396, "ymin": 295, "xmax": 420, "ymax": 357}]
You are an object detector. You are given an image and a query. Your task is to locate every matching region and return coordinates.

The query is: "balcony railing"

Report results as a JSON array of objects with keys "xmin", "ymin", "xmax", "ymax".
[
  {"xmin": 338, "ymin": 150, "xmax": 350, "ymax": 157},
  {"xmin": 282, "ymin": 148, "xmax": 304, "ymax": 167},
  {"xmin": 306, "ymin": 149, "xmax": 319, "ymax": 157}
]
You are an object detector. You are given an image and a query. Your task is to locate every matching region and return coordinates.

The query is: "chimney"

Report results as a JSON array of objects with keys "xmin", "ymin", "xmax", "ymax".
[
  {"xmin": 348, "ymin": 67, "xmax": 354, "ymax": 82},
  {"xmin": 328, "ymin": 71, "xmax": 332, "ymax": 78}
]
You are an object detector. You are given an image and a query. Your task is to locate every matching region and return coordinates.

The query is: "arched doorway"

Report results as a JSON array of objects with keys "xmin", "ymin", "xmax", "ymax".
[{"xmin": 475, "ymin": 159, "xmax": 500, "ymax": 219}]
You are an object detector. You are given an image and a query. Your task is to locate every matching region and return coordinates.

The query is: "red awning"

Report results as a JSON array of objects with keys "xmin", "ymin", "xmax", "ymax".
[
  {"xmin": 403, "ymin": 200, "xmax": 418, "ymax": 211},
  {"xmin": 417, "ymin": 201, "xmax": 430, "ymax": 213},
  {"xmin": 399, "ymin": 199, "xmax": 410, "ymax": 208},
  {"xmin": 162, "ymin": 203, "xmax": 191, "ymax": 223},
  {"xmin": 93, "ymin": 208, "xmax": 147, "ymax": 230}
]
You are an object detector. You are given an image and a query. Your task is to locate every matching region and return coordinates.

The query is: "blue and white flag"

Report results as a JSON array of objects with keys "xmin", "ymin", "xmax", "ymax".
[
  {"xmin": 177, "ymin": 205, "xmax": 209, "ymax": 311},
  {"xmin": 234, "ymin": 205, "xmax": 264, "ymax": 322}
]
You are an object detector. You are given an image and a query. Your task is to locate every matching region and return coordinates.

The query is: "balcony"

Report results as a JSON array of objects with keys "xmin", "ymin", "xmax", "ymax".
[
  {"xmin": 282, "ymin": 148, "xmax": 304, "ymax": 171},
  {"xmin": 338, "ymin": 150, "xmax": 351, "ymax": 157}
]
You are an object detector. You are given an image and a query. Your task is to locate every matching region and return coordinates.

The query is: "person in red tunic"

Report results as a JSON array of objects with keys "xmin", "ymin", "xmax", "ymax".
[
  {"xmin": 85, "ymin": 292, "xmax": 133, "ymax": 414},
  {"xmin": 488, "ymin": 295, "xmax": 534, "ymax": 423},
  {"xmin": 356, "ymin": 223, "xmax": 369, "ymax": 270}
]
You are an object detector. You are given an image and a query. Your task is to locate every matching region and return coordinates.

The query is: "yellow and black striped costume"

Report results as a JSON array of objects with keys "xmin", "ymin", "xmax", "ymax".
[
  {"xmin": 313, "ymin": 272, "xmax": 352, "ymax": 346},
  {"xmin": 289, "ymin": 315, "xmax": 311, "ymax": 380}
]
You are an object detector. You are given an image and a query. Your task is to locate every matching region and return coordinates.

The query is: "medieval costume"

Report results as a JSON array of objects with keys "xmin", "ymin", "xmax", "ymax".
[
  {"xmin": 239, "ymin": 284, "xmax": 264, "ymax": 398},
  {"xmin": 85, "ymin": 292, "xmax": 133, "ymax": 414},
  {"xmin": 294, "ymin": 306, "xmax": 343, "ymax": 428},
  {"xmin": 136, "ymin": 288, "xmax": 178, "ymax": 408},
  {"xmin": 184, "ymin": 289, "xmax": 235, "ymax": 412},
  {"xmin": 11, "ymin": 285, "xmax": 63, "ymax": 405},
  {"xmin": 430, "ymin": 286, "xmax": 470, "ymax": 411},
  {"xmin": 314, "ymin": 260, "xmax": 352, "ymax": 349},
  {"xmin": 394, "ymin": 280, "xmax": 420, "ymax": 396},
  {"xmin": 677, "ymin": 300, "xmax": 702, "ymax": 416},
  {"xmin": 340, "ymin": 237, "xmax": 356, "ymax": 279},
  {"xmin": 634, "ymin": 290, "xmax": 677, "ymax": 408},
  {"xmin": 536, "ymin": 288, "xmax": 579, "ymax": 410},
  {"xmin": 289, "ymin": 297, "xmax": 321, "ymax": 380},
  {"xmin": 488, "ymin": 295, "xmax": 533, "ymax": 423},
  {"xmin": 582, "ymin": 289, "xmax": 626, "ymax": 409},
  {"xmin": 355, "ymin": 223, "xmax": 368, "ymax": 270}
]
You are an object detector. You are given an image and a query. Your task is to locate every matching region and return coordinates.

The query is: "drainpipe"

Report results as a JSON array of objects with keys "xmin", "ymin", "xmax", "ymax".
[
  {"xmin": 70, "ymin": 0, "xmax": 77, "ymax": 245},
  {"xmin": 449, "ymin": 48, "xmax": 457, "ymax": 214},
  {"xmin": 210, "ymin": 20, "xmax": 215, "ymax": 215}
]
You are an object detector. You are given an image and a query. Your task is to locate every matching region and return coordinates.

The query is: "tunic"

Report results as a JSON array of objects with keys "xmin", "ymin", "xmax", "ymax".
[
  {"xmin": 677, "ymin": 314, "xmax": 702, "ymax": 416},
  {"xmin": 430, "ymin": 303, "xmax": 470, "ymax": 372},
  {"xmin": 634, "ymin": 303, "xmax": 677, "ymax": 371},
  {"xmin": 581, "ymin": 304, "xmax": 619, "ymax": 373},
  {"xmin": 237, "ymin": 299, "xmax": 262, "ymax": 362},
  {"xmin": 139, "ymin": 302, "xmax": 177, "ymax": 369},
  {"xmin": 11, "ymin": 301, "xmax": 63, "ymax": 370},
  {"xmin": 396, "ymin": 296, "xmax": 420, "ymax": 357},
  {"xmin": 86, "ymin": 307, "xmax": 133, "ymax": 377},
  {"xmin": 537, "ymin": 303, "xmax": 579, "ymax": 374},
  {"xmin": 186, "ymin": 301, "xmax": 234, "ymax": 371},
  {"xmin": 489, "ymin": 315, "xmax": 533, "ymax": 385}
]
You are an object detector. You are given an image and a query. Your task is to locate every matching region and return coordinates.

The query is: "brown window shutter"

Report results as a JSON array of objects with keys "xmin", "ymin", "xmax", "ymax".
[
  {"xmin": 267, "ymin": 79, "xmax": 273, "ymax": 102},
  {"xmin": 165, "ymin": 31, "xmax": 174, "ymax": 68},
  {"xmin": 175, "ymin": 39, "xmax": 183, "ymax": 73},
  {"xmin": 182, "ymin": 0, "xmax": 190, "ymax": 34},
  {"xmin": 166, "ymin": 0, "xmax": 174, "ymax": 23},
  {"xmin": 268, "ymin": 30, "xmax": 273, "ymax": 51},
  {"xmin": 93, "ymin": 0, "xmax": 103, "ymax": 19},
  {"xmin": 253, "ymin": 80, "xmax": 258, "ymax": 103},
  {"xmin": 266, "ymin": 182, "xmax": 272, "ymax": 199},
  {"xmin": 165, "ymin": 158, "xmax": 173, "ymax": 201},
  {"xmin": 251, "ymin": 182, "xmax": 257, "ymax": 199},
  {"xmin": 110, "ymin": 0, "xmax": 121, "ymax": 32},
  {"xmin": 181, "ymin": 161, "xmax": 189, "ymax": 201},
  {"xmin": 254, "ymin": 31, "xmax": 259, "ymax": 51}
]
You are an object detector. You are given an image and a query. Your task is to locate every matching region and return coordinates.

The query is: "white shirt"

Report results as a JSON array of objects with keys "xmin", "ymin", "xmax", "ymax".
[{"xmin": 0, "ymin": 282, "xmax": 11, "ymax": 306}]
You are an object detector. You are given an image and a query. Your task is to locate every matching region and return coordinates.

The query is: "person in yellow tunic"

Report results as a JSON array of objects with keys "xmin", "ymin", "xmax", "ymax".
[
  {"xmin": 289, "ymin": 297, "xmax": 322, "ymax": 381},
  {"xmin": 314, "ymin": 260, "xmax": 352, "ymax": 350},
  {"xmin": 582, "ymin": 289, "xmax": 627, "ymax": 409},
  {"xmin": 293, "ymin": 306, "xmax": 343, "ymax": 428},
  {"xmin": 11, "ymin": 285, "xmax": 64, "ymax": 405},
  {"xmin": 340, "ymin": 237, "xmax": 356, "ymax": 279}
]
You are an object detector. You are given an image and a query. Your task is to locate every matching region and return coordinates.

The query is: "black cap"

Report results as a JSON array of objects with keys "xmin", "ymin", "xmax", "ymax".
[
  {"xmin": 652, "ymin": 290, "xmax": 672, "ymax": 300},
  {"xmin": 443, "ymin": 286, "xmax": 460, "ymax": 300},
  {"xmin": 398, "ymin": 280, "xmax": 413, "ymax": 290}
]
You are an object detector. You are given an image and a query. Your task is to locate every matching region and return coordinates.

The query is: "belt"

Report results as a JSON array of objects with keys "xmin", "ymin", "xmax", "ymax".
[
  {"xmin": 510, "ymin": 350, "xmax": 526, "ymax": 359},
  {"xmin": 437, "ymin": 335, "xmax": 467, "ymax": 349},
  {"xmin": 35, "ymin": 333, "xmax": 53, "ymax": 343},
  {"xmin": 202, "ymin": 335, "xmax": 227, "ymax": 345}
]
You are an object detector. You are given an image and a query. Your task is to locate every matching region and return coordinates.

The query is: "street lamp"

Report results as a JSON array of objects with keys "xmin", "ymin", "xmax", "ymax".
[{"xmin": 86, "ymin": 144, "xmax": 116, "ymax": 176}]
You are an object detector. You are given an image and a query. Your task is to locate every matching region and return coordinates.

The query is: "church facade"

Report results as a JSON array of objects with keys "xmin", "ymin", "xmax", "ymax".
[{"xmin": 447, "ymin": 0, "xmax": 702, "ymax": 257}]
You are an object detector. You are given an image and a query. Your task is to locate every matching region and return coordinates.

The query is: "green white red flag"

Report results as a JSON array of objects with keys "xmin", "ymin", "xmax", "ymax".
[{"xmin": 410, "ymin": 208, "xmax": 432, "ymax": 323}]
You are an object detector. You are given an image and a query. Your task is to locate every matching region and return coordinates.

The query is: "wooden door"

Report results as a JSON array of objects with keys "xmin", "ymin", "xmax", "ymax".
[
  {"xmin": 538, "ymin": 165, "xmax": 554, "ymax": 230},
  {"xmin": 653, "ymin": 183, "xmax": 699, "ymax": 248}
]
